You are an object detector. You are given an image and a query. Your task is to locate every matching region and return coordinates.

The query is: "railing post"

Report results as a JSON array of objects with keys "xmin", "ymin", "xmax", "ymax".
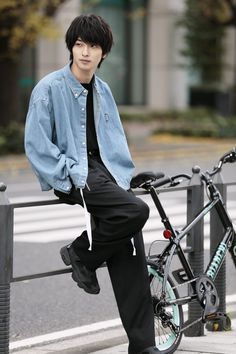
[
  {"xmin": 184, "ymin": 166, "xmax": 204, "ymax": 337},
  {"xmin": 0, "ymin": 183, "xmax": 13, "ymax": 354},
  {"xmin": 206, "ymin": 171, "xmax": 228, "ymax": 331}
]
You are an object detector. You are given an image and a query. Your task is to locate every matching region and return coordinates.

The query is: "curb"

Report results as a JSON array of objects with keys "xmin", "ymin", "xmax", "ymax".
[
  {"xmin": 10, "ymin": 324, "xmax": 236, "ymax": 354},
  {"xmin": 10, "ymin": 325, "xmax": 126, "ymax": 354},
  {"xmin": 0, "ymin": 136, "xmax": 235, "ymax": 174},
  {"xmin": 0, "ymin": 155, "xmax": 29, "ymax": 173}
]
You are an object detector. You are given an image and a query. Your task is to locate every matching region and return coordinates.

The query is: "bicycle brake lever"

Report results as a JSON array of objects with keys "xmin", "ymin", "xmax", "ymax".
[{"xmin": 225, "ymin": 151, "xmax": 236, "ymax": 163}]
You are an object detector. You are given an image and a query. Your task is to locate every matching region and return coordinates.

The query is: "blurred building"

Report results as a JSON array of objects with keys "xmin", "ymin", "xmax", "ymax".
[{"xmin": 22, "ymin": 0, "xmax": 235, "ymax": 112}]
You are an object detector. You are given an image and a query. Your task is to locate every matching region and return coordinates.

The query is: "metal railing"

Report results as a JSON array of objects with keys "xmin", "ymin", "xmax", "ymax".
[{"xmin": 0, "ymin": 168, "xmax": 234, "ymax": 353}]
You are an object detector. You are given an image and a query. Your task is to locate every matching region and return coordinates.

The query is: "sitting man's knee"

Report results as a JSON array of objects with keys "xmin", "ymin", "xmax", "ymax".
[{"xmin": 135, "ymin": 199, "xmax": 149, "ymax": 227}]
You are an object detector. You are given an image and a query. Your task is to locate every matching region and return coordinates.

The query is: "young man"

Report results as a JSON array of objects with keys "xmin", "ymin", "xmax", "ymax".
[{"xmin": 25, "ymin": 14, "xmax": 159, "ymax": 354}]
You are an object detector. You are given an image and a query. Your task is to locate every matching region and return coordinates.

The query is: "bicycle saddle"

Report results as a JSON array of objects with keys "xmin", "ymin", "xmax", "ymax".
[{"xmin": 131, "ymin": 171, "xmax": 165, "ymax": 188}]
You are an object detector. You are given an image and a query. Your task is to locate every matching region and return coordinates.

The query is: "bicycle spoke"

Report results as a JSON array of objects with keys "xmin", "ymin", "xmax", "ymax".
[{"xmin": 148, "ymin": 266, "xmax": 183, "ymax": 353}]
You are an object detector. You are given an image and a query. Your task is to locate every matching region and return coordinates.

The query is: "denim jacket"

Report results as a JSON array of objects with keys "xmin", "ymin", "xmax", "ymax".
[{"xmin": 25, "ymin": 64, "xmax": 135, "ymax": 193}]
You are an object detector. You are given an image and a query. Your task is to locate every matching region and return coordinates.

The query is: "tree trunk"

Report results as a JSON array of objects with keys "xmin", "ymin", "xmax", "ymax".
[{"xmin": 0, "ymin": 59, "xmax": 20, "ymax": 128}]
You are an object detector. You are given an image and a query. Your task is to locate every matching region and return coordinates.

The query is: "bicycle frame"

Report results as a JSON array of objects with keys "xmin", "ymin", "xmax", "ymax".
[{"xmin": 147, "ymin": 175, "xmax": 236, "ymax": 304}]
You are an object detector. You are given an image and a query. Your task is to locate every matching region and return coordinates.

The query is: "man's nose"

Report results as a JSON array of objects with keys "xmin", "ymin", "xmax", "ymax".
[{"xmin": 82, "ymin": 45, "xmax": 89, "ymax": 56}]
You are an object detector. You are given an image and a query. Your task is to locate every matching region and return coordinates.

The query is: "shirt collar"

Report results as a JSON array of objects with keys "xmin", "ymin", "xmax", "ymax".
[{"xmin": 63, "ymin": 63, "xmax": 102, "ymax": 98}]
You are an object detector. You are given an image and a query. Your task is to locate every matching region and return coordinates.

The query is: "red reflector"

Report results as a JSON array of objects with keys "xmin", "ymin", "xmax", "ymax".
[{"xmin": 163, "ymin": 229, "xmax": 172, "ymax": 239}]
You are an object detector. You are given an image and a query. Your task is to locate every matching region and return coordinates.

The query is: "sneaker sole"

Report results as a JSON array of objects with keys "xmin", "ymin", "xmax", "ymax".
[
  {"xmin": 60, "ymin": 246, "xmax": 71, "ymax": 266},
  {"xmin": 71, "ymin": 271, "xmax": 99, "ymax": 294},
  {"xmin": 60, "ymin": 246, "xmax": 100, "ymax": 295}
]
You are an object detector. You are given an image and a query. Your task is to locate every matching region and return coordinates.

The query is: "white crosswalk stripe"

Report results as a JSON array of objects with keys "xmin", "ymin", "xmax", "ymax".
[{"xmin": 12, "ymin": 195, "xmax": 236, "ymax": 248}]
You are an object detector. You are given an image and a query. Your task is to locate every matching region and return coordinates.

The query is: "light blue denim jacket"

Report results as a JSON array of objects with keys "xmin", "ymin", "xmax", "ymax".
[{"xmin": 25, "ymin": 64, "xmax": 135, "ymax": 193}]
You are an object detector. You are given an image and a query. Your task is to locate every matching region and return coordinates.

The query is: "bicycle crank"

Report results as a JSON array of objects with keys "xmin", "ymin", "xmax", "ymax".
[{"xmin": 195, "ymin": 275, "xmax": 219, "ymax": 321}]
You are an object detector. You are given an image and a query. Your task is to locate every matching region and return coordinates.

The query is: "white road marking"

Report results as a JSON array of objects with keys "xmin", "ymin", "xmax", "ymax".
[
  {"xmin": 12, "ymin": 196, "xmax": 236, "ymax": 244},
  {"xmin": 10, "ymin": 318, "xmax": 122, "ymax": 350}
]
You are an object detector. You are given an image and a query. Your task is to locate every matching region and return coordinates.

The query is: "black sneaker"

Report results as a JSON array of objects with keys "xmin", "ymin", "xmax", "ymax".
[{"xmin": 60, "ymin": 244, "xmax": 100, "ymax": 295}]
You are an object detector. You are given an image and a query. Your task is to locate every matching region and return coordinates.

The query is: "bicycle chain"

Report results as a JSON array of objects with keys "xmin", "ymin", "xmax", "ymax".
[
  {"xmin": 153, "ymin": 270, "xmax": 202, "ymax": 333},
  {"xmin": 172, "ymin": 276, "xmax": 198, "ymax": 290},
  {"xmin": 171, "ymin": 277, "xmax": 203, "ymax": 334},
  {"xmin": 179, "ymin": 317, "xmax": 202, "ymax": 333}
]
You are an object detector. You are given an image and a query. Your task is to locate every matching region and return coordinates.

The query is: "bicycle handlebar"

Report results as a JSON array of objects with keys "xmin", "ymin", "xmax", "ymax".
[
  {"xmin": 151, "ymin": 173, "xmax": 191, "ymax": 189},
  {"xmin": 222, "ymin": 148, "xmax": 236, "ymax": 163},
  {"xmin": 151, "ymin": 176, "xmax": 172, "ymax": 188},
  {"xmin": 208, "ymin": 147, "xmax": 236, "ymax": 177}
]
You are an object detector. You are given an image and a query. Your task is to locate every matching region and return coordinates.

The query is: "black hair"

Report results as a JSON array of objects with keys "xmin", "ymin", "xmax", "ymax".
[{"xmin": 65, "ymin": 14, "xmax": 114, "ymax": 67}]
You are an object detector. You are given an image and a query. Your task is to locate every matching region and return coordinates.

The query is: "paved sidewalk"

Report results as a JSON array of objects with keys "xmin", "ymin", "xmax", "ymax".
[
  {"xmin": 10, "ymin": 324, "xmax": 236, "ymax": 354},
  {"xmin": 0, "ymin": 134, "xmax": 235, "ymax": 175},
  {"xmin": 94, "ymin": 328, "xmax": 236, "ymax": 354}
]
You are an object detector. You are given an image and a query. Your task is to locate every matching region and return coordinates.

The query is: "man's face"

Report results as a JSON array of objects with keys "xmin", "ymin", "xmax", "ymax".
[{"xmin": 71, "ymin": 38, "xmax": 105, "ymax": 77}]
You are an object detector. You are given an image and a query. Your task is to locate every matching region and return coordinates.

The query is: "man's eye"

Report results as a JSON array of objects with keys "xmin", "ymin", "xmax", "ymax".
[{"xmin": 91, "ymin": 44, "xmax": 97, "ymax": 48}]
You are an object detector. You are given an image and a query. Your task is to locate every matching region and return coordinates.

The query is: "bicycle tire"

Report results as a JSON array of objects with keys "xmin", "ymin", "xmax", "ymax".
[{"xmin": 148, "ymin": 264, "xmax": 183, "ymax": 354}]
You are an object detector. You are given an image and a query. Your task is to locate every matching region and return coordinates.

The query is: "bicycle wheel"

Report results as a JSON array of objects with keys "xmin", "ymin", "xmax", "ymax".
[{"xmin": 148, "ymin": 264, "xmax": 183, "ymax": 354}]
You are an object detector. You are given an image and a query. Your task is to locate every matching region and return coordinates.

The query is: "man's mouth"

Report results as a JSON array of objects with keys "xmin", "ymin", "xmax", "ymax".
[{"xmin": 80, "ymin": 59, "xmax": 90, "ymax": 64}]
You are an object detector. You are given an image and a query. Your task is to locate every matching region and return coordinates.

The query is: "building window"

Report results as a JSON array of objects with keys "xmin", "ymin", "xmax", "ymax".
[{"xmin": 82, "ymin": 0, "xmax": 146, "ymax": 105}]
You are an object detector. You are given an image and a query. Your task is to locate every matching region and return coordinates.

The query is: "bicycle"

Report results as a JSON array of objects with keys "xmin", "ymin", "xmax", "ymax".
[{"xmin": 131, "ymin": 148, "xmax": 236, "ymax": 354}]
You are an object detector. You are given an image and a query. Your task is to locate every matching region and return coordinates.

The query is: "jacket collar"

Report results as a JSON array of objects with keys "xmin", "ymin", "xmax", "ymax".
[{"xmin": 62, "ymin": 63, "xmax": 102, "ymax": 98}]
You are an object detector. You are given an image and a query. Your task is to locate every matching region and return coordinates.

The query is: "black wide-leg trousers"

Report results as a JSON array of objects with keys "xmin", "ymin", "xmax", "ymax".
[{"xmin": 55, "ymin": 156, "xmax": 155, "ymax": 353}]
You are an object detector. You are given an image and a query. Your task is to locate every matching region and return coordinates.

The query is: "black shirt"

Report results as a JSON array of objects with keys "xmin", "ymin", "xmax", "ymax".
[{"xmin": 81, "ymin": 78, "xmax": 99, "ymax": 153}]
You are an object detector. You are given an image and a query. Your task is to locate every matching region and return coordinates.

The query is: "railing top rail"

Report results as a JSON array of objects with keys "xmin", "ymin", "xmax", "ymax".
[
  {"xmin": 12, "ymin": 198, "xmax": 62, "ymax": 209},
  {"xmin": 9, "ymin": 180, "xmax": 236, "ymax": 208}
]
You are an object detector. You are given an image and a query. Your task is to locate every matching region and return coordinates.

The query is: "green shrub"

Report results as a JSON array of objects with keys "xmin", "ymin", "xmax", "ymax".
[
  {"xmin": 121, "ymin": 108, "xmax": 236, "ymax": 139},
  {"xmin": 0, "ymin": 108, "xmax": 235, "ymax": 155},
  {"xmin": 0, "ymin": 122, "xmax": 24, "ymax": 155}
]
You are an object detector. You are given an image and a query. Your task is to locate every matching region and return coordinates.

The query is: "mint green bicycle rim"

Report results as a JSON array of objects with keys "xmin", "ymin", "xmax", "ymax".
[{"xmin": 148, "ymin": 266, "xmax": 183, "ymax": 352}]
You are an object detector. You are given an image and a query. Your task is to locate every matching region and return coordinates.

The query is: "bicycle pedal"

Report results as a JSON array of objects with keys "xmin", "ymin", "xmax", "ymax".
[
  {"xmin": 205, "ymin": 312, "xmax": 232, "ymax": 331},
  {"xmin": 205, "ymin": 312, "xmax": 218, "ymax": 321},
  {"xmin": 172, "ymin": 268, "xmax": 188, "ymax": 284}
]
